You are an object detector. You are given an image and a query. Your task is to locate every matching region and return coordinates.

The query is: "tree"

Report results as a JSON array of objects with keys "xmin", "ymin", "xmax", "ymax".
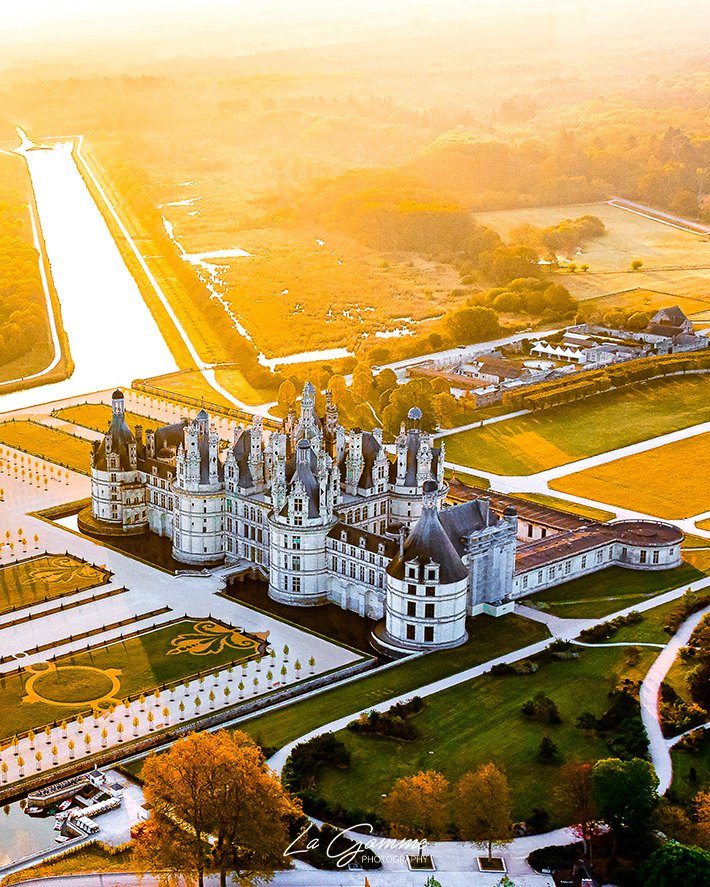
[
  {"xmin": 277, "ymin": 380, "xmax": 297, "ymax": 414},
  {"xmin": 446, "ymin": 305, "xmax": 500, "ymax": 345},
  {"xmin": 134, "ymin": 730, "xmax": 300, "ymax": 887},
  {"xmin": 592, "ymin": 757, "xmax": 658, "ymax": 851},
  {"xmin": 640, "ymin": 841, "xmax": 710, "ymax": 886},
  {"xmin": 555, "ymin": 762, "xmax": 597, "ymax": 856},
  {"xmin": 382, "ymin": 770, "xmax": 450, "ymax": 857},
  {"xmin": 537, "ymin": 736, "xmax": 559, "ymax": 764},
  {"xmin": 630, "ymin": 259, "xmax": 643, "ymax": 271},
  {"xmin": 455, "ymin": 763, "xmax": 513, "ymax": 861}
]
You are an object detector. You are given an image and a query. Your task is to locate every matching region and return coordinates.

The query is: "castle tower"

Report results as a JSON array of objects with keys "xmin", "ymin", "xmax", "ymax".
[
  {"xmin": 389, "ymin": 407, "xmax": 447, "ymax": 530},
  {"xmin": 377, "ymin": 481, "xmax": 468, "ymax": 654}
]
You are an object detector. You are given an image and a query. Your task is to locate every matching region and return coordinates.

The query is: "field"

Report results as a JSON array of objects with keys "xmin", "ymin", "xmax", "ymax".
[
  {"xmin": 551, "ymin": 432, "xmax": 710, "ymax": 519},
  {"xmin": 444, "ymin": 374, "xmax": 710, "ymax": 476},
  {"xmin": 526, "ymin": 563, "xmax": 703, "ymax": 619},
  {"xmin": 240, "ymin": 613, "xmax": 549, "ymax": 751},
  {"xmin": 150, "ymin": 365, "xmax": 280, "ymax": 408},
  {"xmin": 0, "ymin": 421, "xmax": 92, "ymax": 474},
  {"xmin": 0, "ymin": 553, "xmax": 110, "ymax": 615},
  {"xmin": 0, "ymin": 618, "xmax": 266, "ymax": 742},
  {"xmin": 52, "ymin": 403, "xmax": 162, "ymax": 435},
  {"xmin": 1, "ymin": 842, "xmax": 133, "ymax": 886},
  {"xmin": 475, "ymin": 202, "xmax": 710, "ymax": 304},
  {"xmin": 313, "ymin": 644, "xmax": 657, "ymax": 826}
]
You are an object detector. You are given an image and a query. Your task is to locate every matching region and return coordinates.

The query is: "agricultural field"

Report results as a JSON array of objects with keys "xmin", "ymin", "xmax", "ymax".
[
  {"xmin": 0, "ymin": 553, "xmax": 110, "ymax": 615},
  {"xmin": 444, "ymin": 373, "xmax": 710, "ymax": 476},
  {"xmin": 52, "ymin": 403, "xmax": 162, "ymax": 435},
  {"xmin": 475, "ymin": 202, "xmax": 710, "ymax": 304},
  {"xmin": 551, "ymin": 431, "xmax": 710, "ymax": 519},
  {"xmin": 0, "ymin": 421, "xmax": 92, "ymax": 475},
  {"xmin": 240, "ymin": 613, "xmax": 549, "ymax": 752},
  {"xmin": 0, "ymin": 618, "xmax": 266, "ymax": 741},
  {"xmin": 313, "ymin": 644, "xmax": 657, "ymax": 826},
  {"xmin": 526, "ymin": 563, "xmax": 703, "ymax": 619}
]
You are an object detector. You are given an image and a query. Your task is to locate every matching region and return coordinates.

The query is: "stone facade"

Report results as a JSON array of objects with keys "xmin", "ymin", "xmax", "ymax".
[{"xmin": 90, "ymin": 386, "xmax": 684, "ymax": 655}]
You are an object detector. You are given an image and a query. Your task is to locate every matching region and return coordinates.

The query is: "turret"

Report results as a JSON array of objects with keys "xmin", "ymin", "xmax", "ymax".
[{"xmin": 346, "ymin": 429, "xmax": 364, "ymax": 495}]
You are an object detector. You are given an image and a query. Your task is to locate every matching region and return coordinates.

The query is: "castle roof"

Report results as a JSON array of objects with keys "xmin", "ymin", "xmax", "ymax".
[
  {"xmin": 283, "ymin": 439, "xmax": 321, "ymax": 518},
  {"xmin": 358, "ymin": 431, "xmax": 383, "ymax": 490},
  {"xmin": 230, "ymin": 428, "xmax": 254, "ymax": 489},
  {"xmin": 93, "ymin": 407, "xmax": 135, "ymax": 472},
  {"xmin": 387, "ymin": 496, "xmax": 468, "ymax": 584}
]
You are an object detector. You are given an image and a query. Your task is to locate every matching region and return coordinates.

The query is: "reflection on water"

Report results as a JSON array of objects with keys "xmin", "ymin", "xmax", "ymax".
[{"xmin": 0, "ymin": 801, "xmax": 59, "ymax": 867}]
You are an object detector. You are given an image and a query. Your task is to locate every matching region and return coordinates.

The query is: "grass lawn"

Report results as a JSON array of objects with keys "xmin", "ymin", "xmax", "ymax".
[
  {"xmin": 671, "ymin": 733, "xmax": 710, "ymax": 801},
  {"xmin": 241, "ymin": 614, "xmax": 550, "ymax": 752},
  {"xmin": 551, "ymin": 432, "xmax": 710, "ymax": 520},
  {"xmin": 0, "ymin": 421, "xmax": 92, "ymax": 475},
  {"xmin": 526, "ymin": 563, "xmax": 703, "ymax": 619},
  {"xmin": 515, "ymin": 492, "xmax": 615, "ymax": 523},
  {"xmin": 609, "ymin": 598, "xmax": 683, "ymax": 645},
  {"xmin": 52, "ymin": 403, "xmax": 162, "ymax": 435},
  {"xmin": 682, "ymin": 533, "xmax": 710, "ymax": 549},
  {"xmin": 0, "ymin": 619, "xmax": 266, "ymax": 742},
  {"xmin": 0, "ymin": 553, "xmax": 110, "ymax": 615},
  {"xmin": 214, "ymin": 365, "xmax": 279, "ymax": 405},
  {"xmin": 696, "ymin": 518, "xmax": 710, "ymax": 531},
  {"xmin": 681, "ymin": 548, "xmax": 710, "ymax": 575},
  {"xmin": 314, "ymin": 644, "xmax": 657, "ymax": 826},
  {"xmin": 444, "ymin": 374, "xmax": 710, "ymax": 476},
  {"xmin": 143, "ymin": 369, "xmax": 242, "ymax": 412},
  {"xmin": 0, "ymin": 842, "xmax": 133, "ymax": 886}
]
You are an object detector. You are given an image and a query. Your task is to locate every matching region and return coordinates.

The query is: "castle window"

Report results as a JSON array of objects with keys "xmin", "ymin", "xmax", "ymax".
[
  {"xmin": 406, "ymin": 564, "xmax": 418, "ymax": 580},
  {"xmin": 564, "ymin": 561, "xmax": 571, "ymax": 574},
  {"xmin": 653, "ymin": 550, "xmax": 659, "ymax": 564},
  {"xmin": 425, "ymin": 603, "xmax": 435, "ymax": 619},
  {"xmin": 424, "ymin": 626, "xmax": 434, "ymax": 643},
  {"xmin": 294, "ymin": 515, "xmax": 303, "ymax": 526},
  {"xmin": 359, "ymin": 537, "xmax": 366, "ymax": 548},
  {"xmin": 378, "ymin": 543, "xmax": 384, "ymax": 554},
  {"xmin": 522, "ymin": 575, "xmax": 528, "ymax": 589},
  {"xmin": 640, "ymin": 550, "xmax": 647, "ymax": 564},
  {"xmin": 425, "ymin": 586, "xmax": 435, "ymax": 597},
  {"xmin": 425, "ymin": 565, "xmax": 438, "ymax": 582},
  {"xmin": 350, "ymin": 563, "xmax": 356, "ymax": 578},
  {"xmin": 541, "ymin": 528, "xmax": 547, "ymax": 538},
  {"xmin": 596, "ymin": 550, "xmax": 603, "ymax": 563},
  {"xmin": 407, "ymin": 601, "xmax": 417, "ymax": 617},
  {"xmin": 527, "ymin": 524, "xmax": 533, "ymax": 538},
  {"xmin": 359, "ymin": 566, "xmax": 365, "ymax": 582},
  {"xmin": 407, "ymin": 584, "xmax": 417, "ymax": 595},
  {"xmin": 621, "ymin": 546, "xmax": 627, "ymax": 557},
  {"xmin": 406, "ymin": 624, "xmax": 416, "ymax": 641},
  {"xmin": 294, "ymin": 499, "xmax": 303, "ymax": 512},
  {"xmin": 369, "ymin": 570, "xmax": 374, "ymax": 585},
  {"xmin": 110, "ymin": 473, "xmax": 117, "ymax": 483},
  {"xmin": 537, "ymin": 570, "xmax": 543, "ymax": 583},
  {"xmin": 341, "ymin": 531, "xmax": 347, "ymax": 542},
  {"xmin": 292, "ymin": 576, "xmax": 301, "ymax": 594},
  {"xmin": 354, "ymin": 508, "xmax": 361, "ymax": 522},
  {"xmin": 292, "ymin": 556, "xmax": 301, "ymax": 571},
  {"xmin": 581, "ymin": 556, "xmax": 587, "ymax": 569}
]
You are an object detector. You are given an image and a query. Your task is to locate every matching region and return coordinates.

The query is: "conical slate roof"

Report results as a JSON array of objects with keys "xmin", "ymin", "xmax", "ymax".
[{"xmin": 387, "ymin": 498, "xmax": 468, "ymax": 584}]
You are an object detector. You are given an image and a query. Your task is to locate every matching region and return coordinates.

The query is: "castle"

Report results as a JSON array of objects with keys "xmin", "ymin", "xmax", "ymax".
[{"xmin": 89, "ymin": 386, "xmax": 684, "ymax": 656}]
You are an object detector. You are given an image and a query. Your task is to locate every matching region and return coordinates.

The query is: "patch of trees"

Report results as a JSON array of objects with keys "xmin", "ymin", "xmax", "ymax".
[
  {"xmin": 576, "ymin": 680, "xmax": 649, "ymax": 759},
  {"xmin": 474, "ymin": 277, "xmax": 578, "ymax": 320},
  {"xmin": 578, "ymin": 611, "xmax": 644, "ymax": 643},
  {"xmin": 510, "ymin": 214, "xmax": 606, "ymax": 260},
  {"xmin": 295, "ymin": 822, "xmax": 382, "ymax": 870},
  {"xmin": 663, "ymin": 589, "xmax": 710, "ymax": 634},
  {"xmin": 658, "ymin": 680, "xmax": 707, "ymax": 738},
  {"xmin": 521, "ymin": 691, "xmax": 562, "ymax": 724},
  {"xmin": 347, "ymin": 697, "xmax": 425, "ymax": 740},
  {"xmin": 0, "ymin": 156, "xmax": 47, "ymax": 372}
]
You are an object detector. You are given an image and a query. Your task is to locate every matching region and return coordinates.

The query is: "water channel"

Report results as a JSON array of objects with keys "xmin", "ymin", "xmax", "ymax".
[{"xmin": 0, "ymin": 138, "xmax": 178, "ymax": 415}]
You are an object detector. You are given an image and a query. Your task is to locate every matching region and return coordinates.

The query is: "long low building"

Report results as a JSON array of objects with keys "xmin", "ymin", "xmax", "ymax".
[{"xmin": 86, "ymin": 386, "xmax": 684, "ymax": 656}]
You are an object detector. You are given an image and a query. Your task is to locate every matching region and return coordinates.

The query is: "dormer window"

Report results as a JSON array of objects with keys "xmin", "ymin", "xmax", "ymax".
[
  {"xmin": 378, "ymin": 543, "xmax": 384, "ymax": 554},
  {"xmin": 359, "ymin": 537, "xmax": 366, "ymax": 549},
  {"xmin": 340, "ymin": 530, "xmax": 348, "ymax": 542},
  {"xmin": 425, "ymin": 564, "xmax": 439, "ymax": 582},
  {"xmin": 405, "ymin": 562, "xmax": 418, "ymax": 580}
]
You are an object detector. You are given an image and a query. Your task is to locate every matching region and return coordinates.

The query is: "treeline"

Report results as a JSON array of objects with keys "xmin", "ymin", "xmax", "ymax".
[
  {"xmin": 510, "ymin": 215, "xmax": 606, "ymax": 260},
  {"xmin": 0, "ymin": 155, "xmax": 46, "ymax": 371},
  {"xmin": 504, "ymin": 348, "xmax": 710, "ymax": 411}
]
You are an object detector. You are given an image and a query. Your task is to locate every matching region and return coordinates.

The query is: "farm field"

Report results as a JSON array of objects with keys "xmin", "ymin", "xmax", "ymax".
[
  {"xmin": 475, "ymin": 202, "xmax": 710, "ymax": 304},
  {"xmin": 314, "ymin": 644, "xmax": 657, "ymax": 826},
  {"xmin": 0, "ymin": 618, "xmax": 266, "ymax": 742},
  {"xmin": 239, "ymin": 613, "xmax": 549, "ymax": 752},
  {"xmin": 0, "ymin": 553, "xmax": 110, "ymax": 615},
  {"xmin": 0, "ymin": 421, "xmax": 92, "ymax": 474},
  {"xmin": 526, "ymin": 563, "xmax": 703, "ymax": 619},
  {"xmin": 444, "ymin": 373, "xmax": 710, "ymax": 476},
  {"xmin": 53, "ymin": 403, "xmax": 162, "ymax": 435},
  {"xmin": 551, "ymin": 432, "xmax": 710, "ymax": 519}
]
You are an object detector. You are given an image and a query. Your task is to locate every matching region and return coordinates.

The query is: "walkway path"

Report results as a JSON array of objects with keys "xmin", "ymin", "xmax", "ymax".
[
  {"xmin": 433, "ymin": 408, "xmax": 529, "ymax": 438},
  {"xmin": 639, "ymin": 602, "xmax": 710, "ymax": 794}
]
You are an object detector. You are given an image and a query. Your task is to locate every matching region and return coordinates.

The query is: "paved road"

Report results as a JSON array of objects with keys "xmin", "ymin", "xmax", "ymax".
[{"xmin": 639, "ymin": 602, "xmax": 710, "ymax": 794}]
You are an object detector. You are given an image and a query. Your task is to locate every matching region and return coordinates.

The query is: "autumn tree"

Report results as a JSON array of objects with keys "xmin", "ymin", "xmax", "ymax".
[
  {"xmin": 134, "ymin": 730, "xmax": 299, "ymax": 887},
  {"xmin": 555, "ymin": 762, "xmax": 597, "ymax": 856},
  {"xmin": 382, "ymin": 770, "xmax": 450, "ymax": 857},
  {"xmin": 277, "ymin": 380, "xmax": 297, "ymax": 415},
  {"xmin": 351, "ymin": 362, "xmax": 374, "ymax": 404},
  {"xmin": 454, "ymin": 763, "xmax": 513, "ymax": 861}
]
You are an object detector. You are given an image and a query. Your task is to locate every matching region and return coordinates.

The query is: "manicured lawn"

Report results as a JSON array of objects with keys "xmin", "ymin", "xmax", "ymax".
[
  {"xmin": 215, "ymin": 365, "xmax": 279, "ymax": 406},
  {"xmin": 240, "ymin": 614, "xmax": 550, "ymax": 751},
  {"xmin": 527, "ymin": 563, "xmax": 703, "ymax": 619},
  {"xmin": 671, "ymin": 732, "xmax": 710, "ymax": 801},
  {"xmin": 0, "ymin": 619, "xmax": 265, "ymax": 742},
  {"xmin": 143, "ymin": 369, "xmax": 241, "ymax": 412},
  {"xmin": 682, "ymin": 533, "xmax": 710, "ymax": 549},
  {"xmin": 515, "ymin": 492, "xmax": 615, "ymax": 522},
  {"xmin": 0, "ymin": 421, "xmax": 92, "ymax": 475},
  {"xmin": 682, "ymin": 548, "xmax": 710, "ymax": 575},
  {"xmin": 314, "ymin": 644, "xmax": 657, "ymax": 826},
  {"xmin": 1, "ymin": 842, "xmax": 133, "ymax": 886},
  {"xmin": 610, "ymin": 597, "xmax": 682, "ymax": 645},
  {"xmin": 53, "ymin": 403, "xmax": 162, "ymax": 435},
  {"xmin": 0, "ymin": 553, "xmax": 110, "ymax": 615},
  {"xmin": 444, "ymin": 374, "xmax": 710, "ymax": 476},
  {"xmin": 696, "ymin": 518, "xmax": 710, "ymax": 532},
  {"xmin": 551, "ymin": 432, "xmax": 710, "ymax": 519}
]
